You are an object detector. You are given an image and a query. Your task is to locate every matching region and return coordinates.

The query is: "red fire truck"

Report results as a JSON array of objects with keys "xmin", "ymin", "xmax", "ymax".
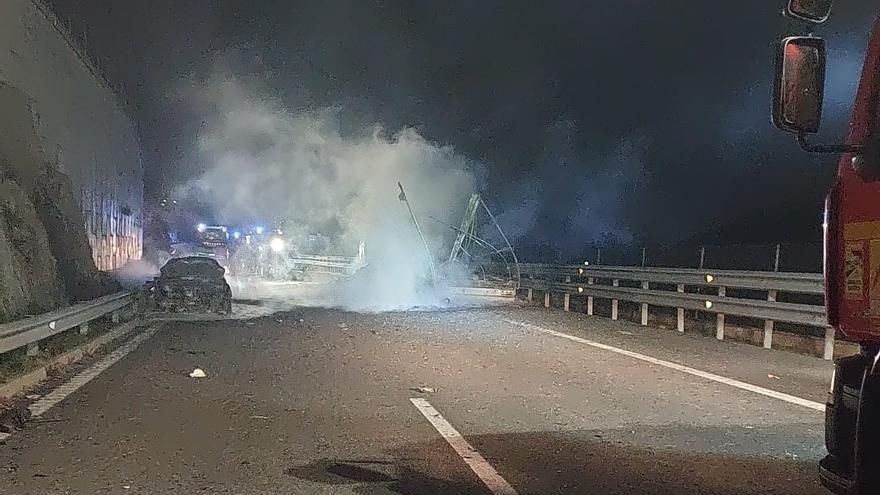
[{"xmin": 773, "ymin": 1, "xmax": 880, "ymax": 492}]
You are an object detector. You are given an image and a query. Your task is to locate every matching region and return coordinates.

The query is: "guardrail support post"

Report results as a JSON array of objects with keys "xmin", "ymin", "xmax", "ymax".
[
  {"xmin": 716, "ymin": 286, "xmax": 726, "ymax": 340},
  {"xmin": 586, "ymin": 277, "xmax": 595, "ymax": 316},
  {"xmin": 764, "ymin": 290, "xmax": 776, "ymax": 349},
  {"xmin": 611, "ymin": 279, "xmax": 619, "ymax": 321},
  {"xmin": 26, "ymin": 342, "xmax": 39, "ymax": 357},
  {"xmin": 640, "ymin": 281, "xmax": 649, "ymax": 326},
  {"xmin": 564, "ymin": 293, "xmax": 570, "ymax": 312},
  {"xmin": 527, "ymin": 288, "xmax": 533, "ymax": 302},
  {"xmin": 111, "ymin": 311, "xmax": 120, "ymax": 324},
  {"xmin": 79, "ymin": 322, "xmax": 89, "ymax": 335},
  {"xmin": 824, "ymin": 327, "xmax": 835, "ymax": 361},
  {"xmin": 544, "ymin": 291, "xmax": 551, "ymax": 308},
  {"xmin": 676, "ymin": 284, "xmax": 685, "ymax": 332}
]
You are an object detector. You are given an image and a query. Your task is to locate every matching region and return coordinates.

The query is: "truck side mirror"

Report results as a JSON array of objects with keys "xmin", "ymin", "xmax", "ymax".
[
  {"xmin": 785, "ymin": 0, "xmax": 833, "ymax": 24},
  {"xmin": 773, "ymin": 37, "xmax": 826, "ymax": 135}
]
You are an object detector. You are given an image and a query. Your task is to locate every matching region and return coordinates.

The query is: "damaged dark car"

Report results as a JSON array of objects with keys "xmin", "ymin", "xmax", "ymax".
[{"xmin": 141, "ymin": 256, "xmax": 232, "ymax": 314}]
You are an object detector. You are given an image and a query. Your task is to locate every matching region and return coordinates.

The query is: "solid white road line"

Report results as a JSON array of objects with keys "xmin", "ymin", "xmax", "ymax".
[
  {"xmin": 504, "ymin": 319, "xmax": 826, "ymax": 412},
  {"xmin": 410, "ymin": 398, "xmax": 519, "ymax": 495},
  {"xmin": 28, "ymin": 327, "xmax": 158, "ymax": 417}
]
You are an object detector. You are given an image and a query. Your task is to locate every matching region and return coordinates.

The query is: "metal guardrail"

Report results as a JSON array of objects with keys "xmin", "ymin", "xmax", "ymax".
[
  {"xmin": 289, "ymin": 255, "xmax": 365, "ymax": 276},
  {"xmin": 0, "ymin": 292, "xmax": 133, "ymax": 355},
  {"xmin": 517, "ymin": 264, "xmax": 833, "ymax": 359},
  {"xmin": 294, "ymin": 254, "xmax": 359, "ymax": 263},
  {"xmin": 291, "ymin": 256, "xmax": 356, "ymax": 269},
  {"xmin": 446, "ymin": 287, "xmax": 517, "ymax": 298},
  {"xmin": 518, "ymin": 264, "xmax": 825, "ymax": 294}
]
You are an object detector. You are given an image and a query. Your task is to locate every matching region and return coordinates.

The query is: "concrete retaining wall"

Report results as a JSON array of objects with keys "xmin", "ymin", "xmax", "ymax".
[{"xmin": 0, "ymin": 0, "xmax": 143, "ymax": 271}]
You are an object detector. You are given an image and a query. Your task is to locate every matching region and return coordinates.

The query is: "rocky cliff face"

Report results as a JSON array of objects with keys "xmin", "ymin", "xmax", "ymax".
[
  {"xmin": 0, "ymin": 177, "xmax": 67, "ymax": 321},
  {"xmin": 0, "ymin": 84, "xmax": 118, "ymax": 323},
  {"xmin": 31, "ymin": 163, "xmax": 119, "ymax": 301}
]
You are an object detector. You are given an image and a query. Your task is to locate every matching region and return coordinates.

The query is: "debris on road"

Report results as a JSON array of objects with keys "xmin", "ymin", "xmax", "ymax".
[
  {"xmin": 0, "ymin": 402, "xmax": 31, "ymax": 433},
  {"xmin": 411, "ymin": 386, "xmax": 436, "ymax": 394},
  {"xmin": 249, "ymin": 415, "xmax": 270, "ymax": 420},
  {"xmin": 28, "ymin": 418, "xmax": 65, "ymax": 425},
  {"xmin": 768, "ymin": 374, "xmax": 781, "ymax": 380},
  {"xmin": 189, "ymin": 368, "xmax": 207, "ymax": 378},
  {"xmin": 25, "ymin": 394, "xmax": 41, "ymax": 400}
]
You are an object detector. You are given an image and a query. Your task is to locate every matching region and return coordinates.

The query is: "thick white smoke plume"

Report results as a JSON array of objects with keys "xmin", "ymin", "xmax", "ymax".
[{"xmin": 178, "ymin": 74, "xmax": 478, "ymax": 311}]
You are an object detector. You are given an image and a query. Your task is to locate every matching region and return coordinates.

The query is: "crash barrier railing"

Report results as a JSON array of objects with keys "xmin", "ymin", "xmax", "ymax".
[
  {"xmin": 291, "ymin": 255, "xmax": 356, "ymax": 268},
  {"xmin": 294, "ymin": 254, "xmax": 358, "ymax": 263},
  {"xmin": 446, "ymin": 287, "xmax": 517, "ymax": 298},
  {"xmin": 290, "ymin": 255, "xmax": 363, "ymax": 275},
  {"xmin": 516, "ymin": 264, "xmax": 834, "ymax": 359},
  {"xmin": 0, "ymin": 291, "xmax": 134, "ymax": 356}
]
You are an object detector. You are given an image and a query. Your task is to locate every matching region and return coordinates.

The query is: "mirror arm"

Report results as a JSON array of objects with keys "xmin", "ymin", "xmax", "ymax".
[{"xmin": 797, "ymin": 133, "xmax": 863, "ymax": 154}]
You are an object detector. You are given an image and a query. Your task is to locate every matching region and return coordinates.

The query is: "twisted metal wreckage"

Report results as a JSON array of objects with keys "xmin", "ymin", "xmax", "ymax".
[{"xmin": 397, "ymin": 182, "xmax": 520, "ymax": 289}]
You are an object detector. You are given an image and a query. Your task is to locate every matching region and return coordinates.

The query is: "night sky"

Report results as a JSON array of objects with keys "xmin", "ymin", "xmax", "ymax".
[{"xmin": 53, "ymin": 1, "xmax": 877, "ymax": 259}]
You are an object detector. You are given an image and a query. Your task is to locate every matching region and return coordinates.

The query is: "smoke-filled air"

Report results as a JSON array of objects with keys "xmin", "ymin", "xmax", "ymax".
[{"xmin": 176, "ymin": 73, "xmax": 479, "ymax": 311}]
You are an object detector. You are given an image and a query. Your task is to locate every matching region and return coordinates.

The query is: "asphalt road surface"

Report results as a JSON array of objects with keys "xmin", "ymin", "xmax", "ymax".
[{"xmin": 0, "ymin": 296, "xmax": 832, "ymax": 494}]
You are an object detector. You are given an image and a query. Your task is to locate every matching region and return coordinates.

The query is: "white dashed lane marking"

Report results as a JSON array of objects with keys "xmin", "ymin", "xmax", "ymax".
[
  {"xmin": 28, "ymin": 327, "xmax": 159, "ymax": 417},
  {"xmin": 410, "ymin": 398, "xmax": 519, "ymax": 495},
  {"xmin": 504, "ymin": 319, "xmax": 826, "ymax": 412}
]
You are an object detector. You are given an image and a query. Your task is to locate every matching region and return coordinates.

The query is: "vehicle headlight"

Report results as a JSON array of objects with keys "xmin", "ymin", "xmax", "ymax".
[{"xmin": 269, "ymin": 237, "xmax": 286, "ymax": 253}]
